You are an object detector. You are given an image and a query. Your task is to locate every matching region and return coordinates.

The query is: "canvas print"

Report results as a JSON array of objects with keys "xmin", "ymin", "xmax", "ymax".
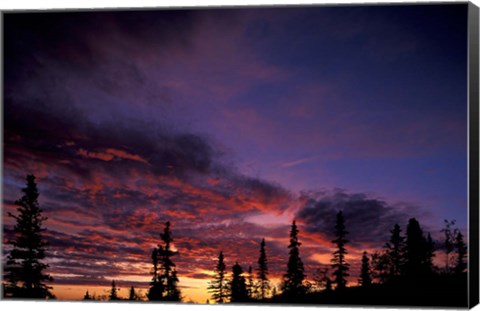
[{"xmin": 2, "ymin": 2, "xmax": 478, "ymax": 308}]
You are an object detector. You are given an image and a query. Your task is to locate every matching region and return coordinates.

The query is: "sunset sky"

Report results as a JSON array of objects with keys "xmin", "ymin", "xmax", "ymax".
[{"xmin": 2, "ymin": 3, "xmax": 469, "ymax": 302}]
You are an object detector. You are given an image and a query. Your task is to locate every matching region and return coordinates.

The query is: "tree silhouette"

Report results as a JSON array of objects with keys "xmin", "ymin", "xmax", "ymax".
[
  {"xmin": 159, "ymin": 221, "xmax": 181, "ymax": 301},
  {"xmin": 229, "ymin": 262, "xmax": 248, "ymax": 303},
  {"xmin": 83, "ymin": 290, "xmax": 92, "ymax": 300},
  {"xmin": 405, "ymin": 218, "xmax": 424, "ymax": 275},
  {"xmin": 128, "ymin": 286, "xmax": 138, "ymax": 301},
  {"xmin": 147, "ymin": 247, "xmax": 164, "ymax": 301},
  {"xmin": 109, "ymin": 280, "xmax": 119, "ymax": 301},
  {"xmin": 404, "ymin": 218, "xmax": 433, "ymax": 276},
  {"xmin": 4, "ymin": 174, "xmax": 54, "ymax": 299},
  {"xmin": 257, "ymin": 238, "xmax": 270, "ymax": 300},
  {"xmin": 168, "ymin": 270, "xmax": 182, "ymax": 301},
  {"xmin": 371, "ymin": 251, "xmax": 389, "ymax": 284},
  {"xmin": 148, "ymin": 221, "xmax": 181, "ymax": 301},
  {"xmin": 359, "ymin": 251, "xmax": 372, "ymax": 287},
  {"xmin": 331, "ymin": 211, "xmax": 349, "ymax": 290},
  {"xmin": 454, "ymin": 231, "xmax": 467, "ymax": 274},
  {"xmin": 441, "ymin": 219, "xmax": 456, "ymax": 273},
  {"xmin": 282, "ymin": 220, "xmax": 306, "ymax": 298},
  {"xmin": 208, "ymin": 251, "xmax": 227, "ymax": 303},
  {"xmin": 385, "ymin": 223, "xmax": 405, "ymax": 278}
]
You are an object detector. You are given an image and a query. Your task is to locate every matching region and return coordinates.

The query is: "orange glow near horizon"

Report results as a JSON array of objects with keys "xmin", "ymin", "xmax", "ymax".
[{"xmin": 50, "ymin": 278, "xmax": 217, "ymax": 303}]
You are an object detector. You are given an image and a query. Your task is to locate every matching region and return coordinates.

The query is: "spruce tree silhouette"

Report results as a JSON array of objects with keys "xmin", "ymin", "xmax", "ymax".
[
  {"xmin": 282, "ymin": 220, "xmax": 306, "ymax": 299},
  {"xmin": 257, "ymin": 238, "xmax": 270, "ymax": 300},
  {"xmin": 109, "ymin": 280, "xmax": 119, "ymax": 301},
  {"xmin": 331, "ymin": 211, "xmax": 349, "ymax": 290},
  {"xmin": 147, "ymin": 247, "xmax": 164, "ymax": 300},
  {"xmin": 258, "ymin": 218, "xmax": 464, "ymax": 307},
  {"xmin": 168, "ymin": 270, "xmax": 181, "ymax": 301},
  {"xmin": 160, "ymin": 221, "xmax": 181, "ymax": 301},
  {"xmin": 128, "ymin": 286, "xmax": 138, "ymax": 301},
  {"xmin": 385, "ymin": 223, "xmax": 405, "ymax": 278},
  {"xmin": 454, "ymin": 231, "xmax": 467, "ymax": 274},
  {"xmin": 4, "ymin": 174, "xmax": 54, "ymax": 299},
  {"xmin": 83, "ymin": 290, "xmax": 91, "ymax": 300},
  {"xmin": 148, "ymin": 221, "xmax": 181, "ymax": 301},
  {"xmin": 359, "ymin": 251, "xmax": 372, "ymax": 287},
  {"xmin": 230, "ymin": 262, "xmax": 249, "ymax": 303},
  {"xmin": 208, "ymin": 251, "xmax": 227, "ymax": 303},
  {"xmin": 405, "ymin": 218, "xmax": 432, "ymax": 277}
]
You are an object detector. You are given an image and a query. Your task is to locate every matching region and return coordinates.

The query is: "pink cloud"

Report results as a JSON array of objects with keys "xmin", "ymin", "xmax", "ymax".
[{"xmin": 77, "ymin": 148, "xmax": 149, "ymax": 164}]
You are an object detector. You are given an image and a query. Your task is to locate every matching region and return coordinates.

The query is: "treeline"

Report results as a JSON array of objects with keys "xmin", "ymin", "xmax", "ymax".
[
  {"xmin": 203, "ymin": 212, "xmax": 467, "ymax": 307},
  {"xmin": 2, "ymin": 175, "xmax": 469, "ymax": 307},
  {"xmin": 82, "ymin": 282, "xmax": 142, "ymax": 301}
]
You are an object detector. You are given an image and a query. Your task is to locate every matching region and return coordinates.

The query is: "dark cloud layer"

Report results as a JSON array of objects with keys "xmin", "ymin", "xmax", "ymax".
[{"xmin": 296, "ymin": 190, "xmax": 413, "ymax": 248}]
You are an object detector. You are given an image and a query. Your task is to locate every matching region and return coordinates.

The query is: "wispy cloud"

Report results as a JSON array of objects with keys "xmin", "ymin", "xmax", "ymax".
[{"xmin": 280, "ymin": 155, "xmax": 320, "ymax": 168}]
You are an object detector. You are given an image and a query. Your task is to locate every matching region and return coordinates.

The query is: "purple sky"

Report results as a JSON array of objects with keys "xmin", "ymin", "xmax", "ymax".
[{"xmin": 3, "ymin": 4, "xmax": 469, "ymax": 301}]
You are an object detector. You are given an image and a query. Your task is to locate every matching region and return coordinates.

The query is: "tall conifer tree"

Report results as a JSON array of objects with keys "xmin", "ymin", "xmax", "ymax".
[
  {"xmin": 159, "ymin": 221, "xmax": 181, "ymax": 301},
  {"xmin": 405, "ymin": 218, "xmax": 434, "ymax": 276},
  {"xmin": 385, "ymin": 224, "xmax": 405, "ymax": 278},
  {"xmin": 282, "ymin": 220, "xmax": 306, "ymax": 297},
  {"xmin": 331, "ymin": 211, "xmax": 349, "ymax": 290},
  {"xmin": 4, "ymin": 174, "xmax": 54, "ymax": 299},
  {"xmin": 359, "ymin": 251, "xmax": 372, "ymax": 287},
  {"xmin": 148, "ymin": 221, "xmax": 180, "ymax": 301},
  {"xmin": 208, "ymin": 251, "xmax": 227, "ymax": 303},
  {"xmin": 257, "ymin": 238, "xmax": 270, "ymax": 300}
]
